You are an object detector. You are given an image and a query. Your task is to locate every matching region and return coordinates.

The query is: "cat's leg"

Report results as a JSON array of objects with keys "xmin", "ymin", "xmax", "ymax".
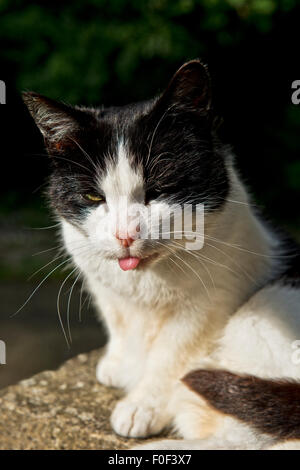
[
  {"xmin": 93, "ymin": 288, "xmax": 132, "ymax": 389},
  {"xmin": 149, "ymin": 284, "xmax": 300, "ymax": 449},
  {"xmin": 132, "ymin": 387, "xmax": 268, "ymax": 450},
  {"xmin": 132, "ymin": 391, "xmax": 271, "ymax": 450},
  {"xmin": 96, "ymin": 320, "xmax": 124, "ymax": 388},
  {"xmin": 110, "ymin": 311, "xmax": 209, "ymax": 438},
  {"xmin": 130, "ymin": 380, "xmax": 274, "ymax": 450}
]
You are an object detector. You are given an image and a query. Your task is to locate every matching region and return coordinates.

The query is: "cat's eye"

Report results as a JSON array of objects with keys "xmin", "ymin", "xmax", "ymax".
[{"xmin": 83, "ymin": 193, "xmax": 105, "ymax": 204}]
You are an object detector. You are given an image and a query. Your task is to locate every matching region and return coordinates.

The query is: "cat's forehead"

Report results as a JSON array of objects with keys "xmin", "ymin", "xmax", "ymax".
[
  {"xmin": 100, "ymin": 139, "xmax": 144, "ymax": 203},
  {"xmin": 97, "ymin": 99, "xmax": 156, "ymax": 122}
]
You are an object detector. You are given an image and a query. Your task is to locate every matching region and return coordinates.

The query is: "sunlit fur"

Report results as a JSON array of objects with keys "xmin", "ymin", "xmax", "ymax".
[
  {"xmin": 23, "ymin": 60, "xmax": 300, "ymax": 449},
  {"xmin": 63, "ymin": 150, "xmax": 294, "ymax": 443}
]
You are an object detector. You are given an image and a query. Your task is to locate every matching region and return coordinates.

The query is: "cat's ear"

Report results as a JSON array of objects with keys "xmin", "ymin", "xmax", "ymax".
[
  {"xmin": 159, "ymin": 59, "xmax": 211, "ymax": 114},
  {"xmin": 22, "ymin": 92, "xmax": 87, "ymax": 153}
]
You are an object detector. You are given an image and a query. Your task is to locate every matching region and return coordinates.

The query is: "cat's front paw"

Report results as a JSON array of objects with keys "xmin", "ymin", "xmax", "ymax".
[
  {"xmin": 111, "ymin": 398, "xmax": 170, "ymax": 438},
  {"xmin": 96, "ymin": 355, "xmax": 124, "ymax": 388}
]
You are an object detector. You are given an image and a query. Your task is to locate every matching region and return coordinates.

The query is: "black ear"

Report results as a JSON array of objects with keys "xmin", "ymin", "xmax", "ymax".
[
  {"xmin": 159, "ymin": 59, "xmax": 211, "ymax": 114},
  {"xmin": 22, "ymin": 92, "xmax": 88, "ymax": 153}
]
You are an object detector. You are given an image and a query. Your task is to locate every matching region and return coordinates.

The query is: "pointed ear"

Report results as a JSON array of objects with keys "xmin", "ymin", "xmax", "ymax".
[
  {"xmin": 159, "ymin": 60, "xmax": 211, "ymax": 114},
  {"xmin": 22, "ymin": 92, "xmax": 86, "ymax": 153}
]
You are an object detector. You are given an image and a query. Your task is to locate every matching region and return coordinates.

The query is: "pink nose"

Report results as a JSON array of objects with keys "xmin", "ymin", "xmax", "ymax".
[
  {"xmin": 116, "ymin": 231, "xmax": 135, "ymax": 248},
  {"xmin": 120, "ymin": 237, "xmax": 134, "ymax": 248}
]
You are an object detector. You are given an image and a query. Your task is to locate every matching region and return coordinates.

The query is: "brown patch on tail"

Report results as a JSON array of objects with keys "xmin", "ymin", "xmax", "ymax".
[{"xmin": 182, "ymin": 369, "xmax": 300, "ymax": 440}]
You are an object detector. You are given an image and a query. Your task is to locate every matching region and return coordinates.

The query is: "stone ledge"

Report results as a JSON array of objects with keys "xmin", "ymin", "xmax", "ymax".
[{"xmin": 0, "ymin": 349, "xmax": 146, "ymax": 450}]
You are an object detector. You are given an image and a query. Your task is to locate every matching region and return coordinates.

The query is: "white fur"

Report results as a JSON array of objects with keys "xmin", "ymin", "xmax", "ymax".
[
  {"xmin": 61, "ymin": 142, "xmax": 300, "ymax": 447},
  {"xmin": 268, "ymin": 440, "xmax": 300, "ymax": 450},
  {"xmin": 133, "ymin": 417, "xmax": 273, "ymax": 450}
]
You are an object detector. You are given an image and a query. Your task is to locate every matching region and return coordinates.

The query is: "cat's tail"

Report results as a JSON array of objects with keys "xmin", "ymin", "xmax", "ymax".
[{"xmin": 182, "ymin": 369, "xmax": 300, "ymax": 441}]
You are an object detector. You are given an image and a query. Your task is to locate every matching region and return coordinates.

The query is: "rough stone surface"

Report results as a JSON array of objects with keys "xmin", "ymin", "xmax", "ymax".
[{"xmin": 0, "ymin": 349, "xmax": 162, "ymax": 450}]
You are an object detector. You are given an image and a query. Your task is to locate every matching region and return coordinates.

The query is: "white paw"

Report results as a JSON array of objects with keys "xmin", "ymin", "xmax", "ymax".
[
  {"xmin": 96, "ymin": 355, "xmax": 124, "ymax": 388},
  {"xmin": 111, "ymin": 398, "xmax": 169, "ymax": 438}
]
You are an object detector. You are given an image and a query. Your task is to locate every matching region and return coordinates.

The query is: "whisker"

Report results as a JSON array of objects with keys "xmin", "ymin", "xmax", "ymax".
[
  {"xmin": 226, "ymin": 198, "xmax": 253, "ymax": 207},
  {"xmin": 28, "ymin": 253, "xmax": 65, "ymax": 280},
  {"xmin": 163, "ymin": 234, "xmax": 256, "ymax": 283},
  {"xmin": 78, "ymin": 280, "xmax": 86, "ymax": 323},
  {"xmin": 80, "ymin": 291, "xmax": 90, "ymax": 314},
  {"xmin": 28, "ymin": 241, "xmax": 94, "ymax": 280},
  {"xmin": 157, "ymin": 241, "xmax": 212, "ymax": 302},
  {"xmin": 155, "ymin": 241, "xmax": 189, "ymax": 279},
  {"xmin": 204, "ymin": 240, "xmax": 256, "ymax": 284},
  {"xmin": 169, "ymin": 239, "xmax": 247, "ymax": 285},
  {"xmin": 204, "ymin": 234, "xmax": 286, "ymax": 260},
  {"xmin": 145, "ymin": 104, "xmax": 175, "ymax": 167},
  {"xmin": 26, "ymin": 151, "xmax": 94, "ymax": 175},
  {"xmin": 32, "ymin": 245, "xmax": 61, "ymax": 257},
  {"xmin": 70, "ymin": 138, "xmax": 98, "ymax": 172},
  {"xmin": 27, "ymin": 223, "xmax": 60, "ymax": 231},
  {"xmin": 46, "ymin": 154, "xmax": 93, "ymax": 174},
  {"xmin": 87, "ymin": 294, "xmax": 92, "ymax": 310},
  {"xmin": 67, "ymin": 271, "xmax": 81, "ymax": 344},
  {"xmin": 56, "ymin": 267, "xmax": 78, "ymax": 349},
  {"xmin": 12, "ymin": 258, "xmax": 71, "ymax": 317},
  {"xmin": 168, "ymin": 240, "xmax": 216, "ymax": 292},
  {"xmin": 162, "ymin": 230, "xmax": 289, "ymax": 260},
  {"xmin": 166, "ymin": 256, "xmax": 179, "ymax": 276}
]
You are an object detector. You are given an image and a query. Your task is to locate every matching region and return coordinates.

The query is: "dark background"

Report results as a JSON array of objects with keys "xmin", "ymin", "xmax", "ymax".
[{"xmin": 0, "ymin": 0, "xmax": 299, "ymax": 388}]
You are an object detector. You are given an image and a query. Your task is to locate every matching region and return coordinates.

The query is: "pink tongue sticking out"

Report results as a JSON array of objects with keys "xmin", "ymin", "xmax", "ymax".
[{"xmin": 118, "ymin": 257, "xmax": 141, "ymax": 271}]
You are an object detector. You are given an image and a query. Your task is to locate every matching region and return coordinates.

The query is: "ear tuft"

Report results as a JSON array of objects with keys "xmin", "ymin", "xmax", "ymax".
[
  {"xmin": 160, "ymin": 59, "xmax": 211, "ymax": 113},
  {"xmin": 22, "ymin": 92, "xmax": 79, "ymax": 147}
]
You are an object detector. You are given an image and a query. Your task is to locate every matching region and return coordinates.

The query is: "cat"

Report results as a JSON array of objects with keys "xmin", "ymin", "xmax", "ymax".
[{"xmin": 23, "ymin": 60, "xmax": 300, "ymax": 450}]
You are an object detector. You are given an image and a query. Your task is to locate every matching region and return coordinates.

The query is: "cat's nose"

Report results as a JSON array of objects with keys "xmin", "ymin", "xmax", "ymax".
[
  {"xmin": 115, "ymin": 224, "xmax": 140, "ymax": 247},
  {"xmin": 120, "ymin": 237, "xmax": 134, "ymax": 248},
  {"xmin": 115, "ymin": 231, "xmax": 135, "ymax": 247}
]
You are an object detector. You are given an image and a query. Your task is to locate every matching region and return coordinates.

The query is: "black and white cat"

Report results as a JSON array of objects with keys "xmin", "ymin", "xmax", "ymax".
[{"xmin": 23, "ymin": 60, "xmax": 300, "ymax": 450}]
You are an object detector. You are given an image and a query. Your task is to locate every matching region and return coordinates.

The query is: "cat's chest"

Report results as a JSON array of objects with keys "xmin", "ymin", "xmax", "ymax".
[{"xmin": 84, "ymin": 257, "xmax": 186, "ymax": 307}]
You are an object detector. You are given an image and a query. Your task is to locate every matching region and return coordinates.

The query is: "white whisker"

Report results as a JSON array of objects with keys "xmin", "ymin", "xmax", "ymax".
[
  {"xmin": 12, "ymin": 258, "xmax": 71, "ymax": 317},
  {"xmin": 67, "ymin": 271, "xmax": 81, "ymax": 344},
  {"xmin": 56, "ymin": 267, "xmax": 78, "ymax": 349}
]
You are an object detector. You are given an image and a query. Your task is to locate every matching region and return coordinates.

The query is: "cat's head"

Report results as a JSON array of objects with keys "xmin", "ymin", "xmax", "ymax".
[{"xmin": 23, "ymin": 60, "xmax": 229, "ymax": 271}]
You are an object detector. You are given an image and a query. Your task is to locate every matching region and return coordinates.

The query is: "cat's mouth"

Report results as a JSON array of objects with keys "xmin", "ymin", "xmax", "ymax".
[{"xmin": 118, "ymin": 253, "xmax": 160, "ymax": 271}]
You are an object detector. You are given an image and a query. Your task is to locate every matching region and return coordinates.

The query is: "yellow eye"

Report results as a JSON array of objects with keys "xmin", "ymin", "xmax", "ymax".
[{"xmin": 84, "ymin": 193, "xmax": 104, "ymax": 203}]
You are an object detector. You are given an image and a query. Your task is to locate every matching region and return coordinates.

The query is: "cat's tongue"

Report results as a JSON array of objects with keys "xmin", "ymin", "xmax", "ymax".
[{"xmin": 118, "ymin": 257, "xmax": 141, "ymax": 271}]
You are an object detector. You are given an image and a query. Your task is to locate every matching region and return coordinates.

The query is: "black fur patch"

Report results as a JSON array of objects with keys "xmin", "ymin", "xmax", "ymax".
[
  {"xmin": 128, "ymin": 105, "xmax": 229, "ymax": 209},
  {"xmin": 24, "ymin": 60, "xmax": 229, "ymax": 223},
  {"xmin": 183, "ymin": 369, "xmax": 300, "ymax": 440}
]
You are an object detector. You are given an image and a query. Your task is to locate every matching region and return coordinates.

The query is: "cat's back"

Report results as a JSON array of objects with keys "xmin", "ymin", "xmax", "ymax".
[{"xmin": 215, "ymin": 240, "xmax": 300, "ymax": 380}]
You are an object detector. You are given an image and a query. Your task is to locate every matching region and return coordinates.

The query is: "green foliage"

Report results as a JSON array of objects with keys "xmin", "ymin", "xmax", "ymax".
[
  {"xmin": 0, "ymin": 0, "xmax": 296, "ymax": 103},
  {"xmin": 0, "ymin": 0, "xmax": 299, "ymax": 228},
  {"xmin": 0, "ymin": 0, "xmax": 299, "ymax": 283}
]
